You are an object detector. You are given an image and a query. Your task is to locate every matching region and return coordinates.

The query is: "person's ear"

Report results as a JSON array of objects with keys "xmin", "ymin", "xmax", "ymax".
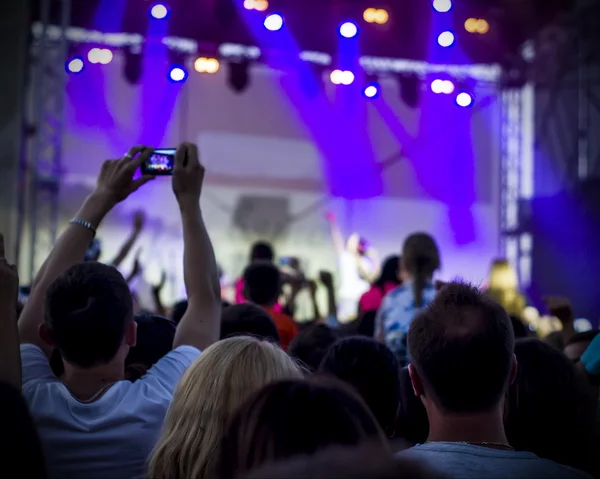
[
  {"xmin": 509, "ymin": 353, "xmax": 518, "ymax": 385},
  {"xmin": 408, "ymin": 364, "xmax": 424, "ymax": 397},
  {"xmin": 125, "ymin": 320, "xmax": 137, "ymax": 348},
  {"xmin": 39, "ymin": 323, "xmax": 55, "ymax": 347}
]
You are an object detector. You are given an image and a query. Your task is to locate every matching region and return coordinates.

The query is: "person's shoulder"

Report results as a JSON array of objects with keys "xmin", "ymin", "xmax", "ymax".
[{"xmin": 385, "ymin": 284, "xmax": 410, "ymax": 301}]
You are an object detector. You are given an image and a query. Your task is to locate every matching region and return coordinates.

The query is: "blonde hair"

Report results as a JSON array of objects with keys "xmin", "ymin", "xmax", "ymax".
[{"xmin": 148, "ymin": 336, "xmax": 303, "ymax": 479}]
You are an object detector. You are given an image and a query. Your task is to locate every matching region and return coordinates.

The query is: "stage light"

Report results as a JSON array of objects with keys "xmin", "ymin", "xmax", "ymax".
[
  {"xmin": 340, "ymin": 71, "xmax": 355, "ymax": 85},
  {"xmin": 437, "ymin": 31, "xmax": 455, "ymax": 47},
  {"xmin": 66, "ymin": 57, "xmax": 84, "ymax": 74},
  {"xmin": 441, "ymin": 80, "xmax": 454, "ymax": 94},
  {"xmin": 264, "ymin": 13, "xmax": 284, "ymax": 31},
  {"xmin": 465, "ymin": 18, "xmax": 477, "ymax": 32},
  {"xmin": 432, "ymin": 0, "xmax": 452, "ymax": 13},
  {"xmin": 149, "ymin": 3, "xmax": 169, "ymax": 19},
  {"xmin": 168, "ymin": 65, "xmax": 188, "ymax": 83},
  {"xmin": 339, "ymin": 21, "xmax": 358, "ymax": 38},
  {"xmin": 98, "ymin": 49, "xmax": 113, "ymax": 65},
  {"xmin": 88, "ymin": 48, "xmax": 101, "ymax": 64},
  {"xmin": 330, "ymin": 70, "xmax": 344, "ymax": 85},
  {"xmin": 456, "ymin": 92, "xmax": 474, "ymax": 107},
  {"xmin": 194, "ymin": 57, "xmax": 220, "ymax": 74},
  {"xmin": 243, "ymin": 0, "xmax": 268, "ymax": 11},
  {"xmin": 431, "ymin": 79, "xmax": 444, "ymax": 94},
  {"xmin": 363, "ymin": 82, "xmax": 380, "ymax": 99},
  {"xmin": 476, "ymin": 19, "xmax": 489, "ymax": 34},
  {"xmin": 364, "ymin": 8, "xmax": 389, "ymax": 24}
]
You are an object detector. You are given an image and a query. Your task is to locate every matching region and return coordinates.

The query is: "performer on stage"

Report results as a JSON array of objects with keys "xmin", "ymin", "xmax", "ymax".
[{"xmin": 325, "ymin": 212, "xmax": 380, "ymax": 323}]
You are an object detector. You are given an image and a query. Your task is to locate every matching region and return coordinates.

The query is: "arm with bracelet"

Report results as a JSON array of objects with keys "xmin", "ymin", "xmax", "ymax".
[{"xmin": 18, "ymin": 147, "xmax": 155, "ymax": 357}]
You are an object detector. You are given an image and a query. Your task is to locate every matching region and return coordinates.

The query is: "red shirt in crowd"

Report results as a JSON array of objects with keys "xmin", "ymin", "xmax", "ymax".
[
  {"xmin": 358, "ymin": 282, "xmax": 399, "ymax": 313},
  {"xmin": 264, "ymin": 307, "xmax": 298, "ymax": 351}
]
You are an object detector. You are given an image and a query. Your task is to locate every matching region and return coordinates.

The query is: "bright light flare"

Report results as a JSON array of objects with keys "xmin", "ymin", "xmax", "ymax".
[
  {"xmin": 339, "ymin": 21, "xmax": 358, "ymax": 38},
  {"xmin": 330, "ymin": 70, "xmax": 355, "ymax": 85},
  {"xmin": 456, "ymin": 92, "xmax": 474, "ymax": 107},
  {"xmin": 66, "ymin": 57, "xmax": 84, "ymax": 73},
  {"xmin": 149, "ymin": 3, "xmax": 169, "ymax": 19},
  {"xmin": 264, "ymin": 13, "xmax": 284, "ymax": 31},
  {"xmin": 466, "ymin": 18, "xmax": 489, "ymax": 34},
  {"xmin": 363, "ymin": 83, "xmax": 380, "ymax": 98},
  {"xmin": 432, "ymin": 0, "xmax": 452, "ymax": 13},
  {"xmin": 168, "ymin": 66, "xmax": 188, "ymax": 83},
  {"xmin": 244, "ymin": 0, "xmax": 268, "ymax": 11},
  {"xmin": 437, "ymin": 31, "xmax": 455, "ymax": 47},
  {"xmin": 194, "ymin": 57, "xmax": 220, "ymax": 74},
  {"xmin": 88, "ymin": 48, "xmax": 113, "ymax": 65},
  {"xmin": 363, "ymin": 8, "xmax": 389, "ymax": 24}
]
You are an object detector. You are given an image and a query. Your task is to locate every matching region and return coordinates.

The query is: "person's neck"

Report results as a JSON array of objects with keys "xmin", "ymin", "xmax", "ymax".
[
  {"xmin": 426, "ymin": 406, "xmax": 510, "ymax": 446},
  {"xmin": 62, "ymin": 360, "xmax": 125, "ymax": 401}
]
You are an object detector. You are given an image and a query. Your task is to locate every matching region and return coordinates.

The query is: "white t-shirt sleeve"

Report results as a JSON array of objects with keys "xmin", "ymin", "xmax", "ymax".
[
  {"xmin": 21, "ymin": 344, "xmax": 56, "ymax": 387},
  {"xmin": 140, "ymin": 345, "xmax": 201, "ymax": 393}
]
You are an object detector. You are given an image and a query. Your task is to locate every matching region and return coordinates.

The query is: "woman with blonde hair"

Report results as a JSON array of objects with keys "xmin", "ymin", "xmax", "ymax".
[{"xmin": 148, "ymin": 336, "xmax": 303, "ymax": 479}]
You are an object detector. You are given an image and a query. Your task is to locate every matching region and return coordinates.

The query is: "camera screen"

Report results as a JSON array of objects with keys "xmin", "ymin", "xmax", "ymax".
[{"xmin": 146, "ymin": 149, "xmax": 176, "ymax": 174}]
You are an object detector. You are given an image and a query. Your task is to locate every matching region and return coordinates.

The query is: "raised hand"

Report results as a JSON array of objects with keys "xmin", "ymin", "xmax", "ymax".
[
  {"xmin": 172, "ymin": 142, "xmax": 204, "ymax": 205},
  {"xmin": 133, "ymin": 211, "xmax": 146, "ymax": 233},
  {"xmin": 319, "ymin": 270, "xmax": 334, "ymax": 288},
  {"xmin": 95, "ymin": 146, "xmax": 155, "ymax": 205},
  {"xmin": 0, "ymin": 233, "xmax": 19, "ymax": 310}
]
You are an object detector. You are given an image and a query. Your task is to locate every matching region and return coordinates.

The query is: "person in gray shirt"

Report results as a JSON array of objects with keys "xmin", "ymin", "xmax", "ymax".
[{"xmin": 399, "ymin": 282, "xmax": 591, "ymax": 479}]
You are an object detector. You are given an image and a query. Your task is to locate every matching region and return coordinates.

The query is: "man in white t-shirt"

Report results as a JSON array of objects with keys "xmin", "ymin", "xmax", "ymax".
[{"xmin": 18, "ymin": 144, "xmax": 221, "ymax": 479}]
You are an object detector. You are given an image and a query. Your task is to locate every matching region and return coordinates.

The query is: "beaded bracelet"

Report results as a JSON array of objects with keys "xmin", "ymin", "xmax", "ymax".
[{"xmin": 69, "ymin": 217, "xmax": 97, "ymax": 237}]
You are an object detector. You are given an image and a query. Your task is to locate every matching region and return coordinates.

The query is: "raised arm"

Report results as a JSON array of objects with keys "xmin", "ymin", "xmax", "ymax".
[
  {"xmin": 0, "ymin": 233, "xmax": 21, "ymax": 389},
  {"xmin": 18, "ymin": 147, "xmax": 155, "ymax": 356},
  {"xmin": 325, "ymin": 212, "xmax": 345, "ymax": 255},
  {"xmin": 110, "ymin": 211, "xmax": 145, "ymax": 267},
  {"xmin": 172, "ymin": 143, "xmax": 221, "ymax": 351}
]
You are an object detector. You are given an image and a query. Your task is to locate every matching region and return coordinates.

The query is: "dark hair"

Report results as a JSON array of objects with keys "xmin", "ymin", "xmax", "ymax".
[
  {"xmin": 319, "ymin": 336, "xmax": 400, "ymax": 434},
  {"xmin": 250, "ymin": 241, "xmax": 274, "ymax": 262},
  {"xmin": 45, "ymin": 262, "xmax": 134, "ymax": 368},
  {"xmin": 0, "ymin": 382, "xmax": 47, "ymax": 479},
  {"xmin": 396, "ymin": 366, "xmax": 429, "ymax": 444},
  {"xmin": 288, "ymin": 324, "xmax": 337, "ymax": 372},
  {"xmin": 242, "ymin": 444, "xmax": 445, "ymax": 479},
  {"xmin": 171, "ymin": 300, "xmax": 188, "ymax": 325},
  {"xmin": 374, "ymin": 255, "xmax": 401, "ymax": 289},
  {"xmin": 407, "ymin": 282, "xmax": 514, "ymax": 413},
  {"xmin": 219, "ymin": 377, "xmax": 387, "ymax": 479},
  {"xmin": 402, "ymin": 233, "xmax": 440, "ymax": 307},
  {"xmin": 243, "ymin": 263, "xmax": 281, "ymax": 306},
  {"xmin": 505, "ymin": 338, "xmax": 597, "ymax": 474},
  {"xmin": 566, "ymin": 329, "xmax": 600, "ymax": 346},
  {"xmin": 125, "ymin": 314, "xmax": 176, "ymax": 380},
  {"xmin": 509, "ymin": 315, "xmax": 530, "ymax": 339},
  {"xmin": 221, "ymin": 303, "xmax": 280, "ymax": 343}
]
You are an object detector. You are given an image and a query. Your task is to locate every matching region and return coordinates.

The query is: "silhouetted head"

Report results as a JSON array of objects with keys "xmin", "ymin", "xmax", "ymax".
[
  {"xmin": 408, "ymin": 282, "xmax": 516, "ymax": 415},
  {"xmin": 401, "ymin": 233, "xmax": 440, "ymax": 307},
  {"xmin": 243, "ymin": 263, "xmax": 281, "ymax": 307},
  {"xmin": 288, "ymin": 323, "xmax": 338, "ymax": 373},
  {"xmin": 319, "ymin": 336, "xmax": 400, "ymax": 434},
  {"xmin": 564, "ymin": 330, "xmax": 600, "ymax": 363},
  {"xmin": 221, "ymin": 303, "xmax": 280, "ymax": 343},
  {"xmin": 219, "ymin": 377, "xmax": 388, "ymax": 479},
  {"xmin": 375, "ymin": 255, "xmax": 401, "ymax": 288},
  {"xmin": 250, "ymin": 241, "xmax": 274, "ymax": 263},
  {"xmin": 42, "ymin": 262, "xmax": 135, "ymax": 369}
]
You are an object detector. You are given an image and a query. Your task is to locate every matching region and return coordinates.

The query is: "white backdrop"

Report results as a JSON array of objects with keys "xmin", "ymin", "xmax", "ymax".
[{"xmin": 53, "ymin": 53, "xmax": 501, "ymax": 313}]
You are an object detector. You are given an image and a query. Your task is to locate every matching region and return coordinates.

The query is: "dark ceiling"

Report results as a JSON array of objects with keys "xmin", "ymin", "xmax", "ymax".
[{"xmin": 33, "ymin": 0, "xmax": 575, "ymax": 65}]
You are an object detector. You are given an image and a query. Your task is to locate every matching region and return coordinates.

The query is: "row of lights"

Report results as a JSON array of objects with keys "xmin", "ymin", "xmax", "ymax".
[{"xmin": 465, "ymin": 18, "xmax": 490, "ymax": 34}]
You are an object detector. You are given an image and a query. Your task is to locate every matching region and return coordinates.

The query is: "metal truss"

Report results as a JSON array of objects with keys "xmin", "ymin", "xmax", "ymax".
[{"xmin": 18, "ymin": 0, "xmax": 71, "ymax": 280}]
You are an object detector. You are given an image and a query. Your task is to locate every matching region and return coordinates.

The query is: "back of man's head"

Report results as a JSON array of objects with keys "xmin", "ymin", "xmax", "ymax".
[
  {"xmin": 221, "ymin": 303, "xmax": 280, "ymax": 343},
  {"xmin": 243, "ymin": 263, "xmax": 280, "ymax": 307},
  {"xmin": 288, "ymin": 324, "xmax": 338, "ymax": 373},
  {"xmin": 408, "ymin": 282, "xmax": 514, "ymax": 413},
  {"xmin": 319, "ymin": 336, "xmax": 400, "ymax": 433},
  {"xmin": 250, "ymin": 241, "xmax": 274, "ymax": 263},
  {"xmin": 45, "ymin": 262, "xmax": 134, "ymax": 368}
]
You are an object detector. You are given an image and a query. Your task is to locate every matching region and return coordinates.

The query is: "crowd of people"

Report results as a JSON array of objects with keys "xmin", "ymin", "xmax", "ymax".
[{"xmin": 2, "ymin": 142, "xmax": 600, "ymax": 479}]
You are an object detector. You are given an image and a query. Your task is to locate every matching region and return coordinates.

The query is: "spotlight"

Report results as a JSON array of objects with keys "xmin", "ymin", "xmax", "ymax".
[
  {"xmin": 456, "ymin": 92, "xmax": 474, "ymax": 107},
  {"xmin": 66, "ymin": 57, "xmax": 84, "ymax": 74},
  {"xmin": 330, "ymin": 70, "xmax": 344, "ymax": 85},
  {"xmin": 432, "ymin": 0, "xmax": 452, "ymax": 13},
  {"xmin": 88, "ymin": 48, "xmax": 101, "ymax": 64},
  {"xmin": 149, "ymin": 3, "xmax": 169, "ymax": 20},
  {"xmin": 339, "ymin": 21, "xmax": 358, "ymax": 38},
  {"xmin": 363, "ymin": 8, "xmax": 389, "ymax": 24},
  {"xmin": 168, "ymin": 65, "xmax": 188, "ymax": 83},
  {"xmin": 437, "ymin": 31, "xmax": 455, "ymax": 47},
  {"xmin": 244, "ymin": 0, "xmax": 268, "ymax": 11},
  {"xmin": 340, "ymin": 71, "xmax": 355, "ymax": 85},
  {"xmin": 465, "ymin": 18, "xmax": 477, "ymax": 33},
  {"xmin": 98, "ymin": 49, "xmax": 113, "ymax": 65},
  {"xmin": 441, "ymin": 80, "xmax": 455, "ymax": 94},
  {"xmin": 476, "ymin": 19, "xmax": 489, "ymax": 34},
  {"xmin": 363, "ymin": 82, "xmax": 380, "ymax": 98},
  {"xmin": 264, "ymin": 13, "xmax": 284, "ymax": 31},
  {"xmin": 431, "ymin": 79, "xmax": 444, "ymax": 94},
  {"xmin": 194, "ymin": 57, "xmax": 220, "ymax": 74}
]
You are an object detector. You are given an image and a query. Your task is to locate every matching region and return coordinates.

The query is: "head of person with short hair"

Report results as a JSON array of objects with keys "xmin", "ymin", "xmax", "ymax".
[
  {"xmin": 505, "ymin": 338, "xmax": 597, "ymax": 474},
  {"xmin": 41, "ymin": 262, "xmax": 136, "ymax": 376},
  {"xmin": 218, "ymin": 377, "xmax": 388, "ymax": 479},
  {"xmin": 249, "ymin": 241, "xmax": 274, "ymax": 263},
  {"xmin": 220, "ymin": 303, "xmax": 279, "ymax": 344},
  {"xmin": 564, "ymin": 330, "xmax": 600, "ymax": 363},
  {"xmin": 319, "ymin": 336, "xmax": 400, "ymax": 435},
  {"xmin": 288, "ymin": 323, "xmax": 337, "ymax": 373},
  {"xmin": 125, "ymin": 314, "xmax": 176, "ymax": 381},
  {"xmin": 243, "ymin": 263, "xmax": 280, "ymax": 307},
  {"xmin": 241, "ymin": 444, "xmax": 445, "ymax": 479},
  {"xmin": 149, "ymin": 336, "xmax": 302, "ymax": 479}
]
